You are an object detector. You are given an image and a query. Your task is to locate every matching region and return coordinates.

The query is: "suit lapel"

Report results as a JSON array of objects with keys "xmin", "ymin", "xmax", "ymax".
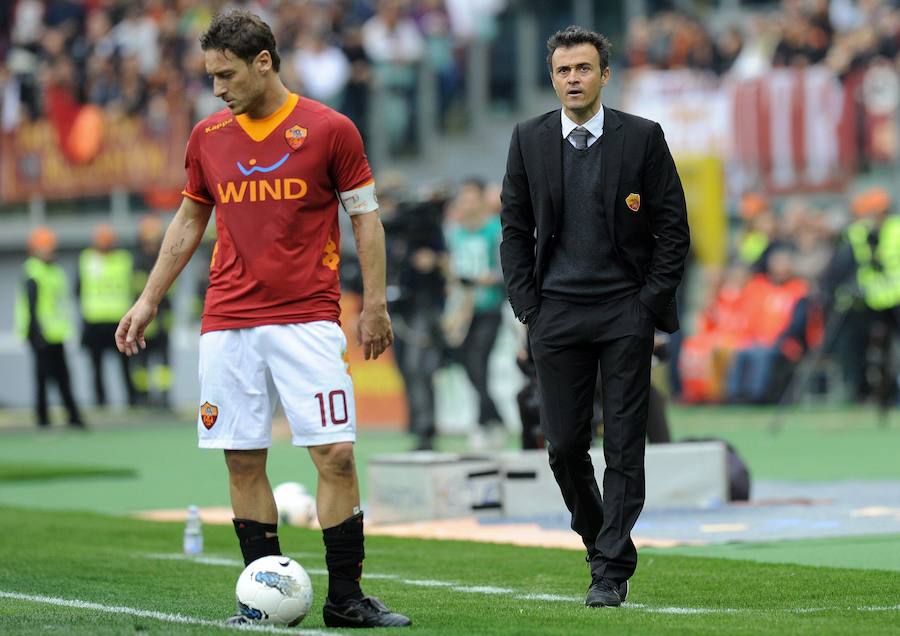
[
  {"xmin": 539, "ymin": 114, "xmax": 564, "ymax": 231},
  {"xmin": 601, "ymin": 107, "xmax": 623, "ymax": 246}
]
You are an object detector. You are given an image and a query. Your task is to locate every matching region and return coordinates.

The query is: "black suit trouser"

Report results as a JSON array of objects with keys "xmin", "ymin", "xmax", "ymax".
[{"xmin": 529, "ymin": 295, "xmax": 654, "ymax": 583}]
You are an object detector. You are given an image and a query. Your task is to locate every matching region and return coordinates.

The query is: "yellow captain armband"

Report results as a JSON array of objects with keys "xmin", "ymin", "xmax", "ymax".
[{"xmin": 339, "ymin": 181, "xmax": 379, "ymax": 216}]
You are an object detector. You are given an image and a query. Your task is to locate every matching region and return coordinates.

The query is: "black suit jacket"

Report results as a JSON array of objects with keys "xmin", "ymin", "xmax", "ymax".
[{"xmin": 499, "ymin": 107, "xmax": 690, "ymax": 333}]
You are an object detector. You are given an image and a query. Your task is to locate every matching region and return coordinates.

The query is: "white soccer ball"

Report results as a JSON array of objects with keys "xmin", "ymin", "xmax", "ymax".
[
  {"xmin": 235, "ymin": 555, "xmax": 313, "ymax": 625},
  {"xmin": 273, "ymin": 481, "xmax": 317, "ymax": 528}
]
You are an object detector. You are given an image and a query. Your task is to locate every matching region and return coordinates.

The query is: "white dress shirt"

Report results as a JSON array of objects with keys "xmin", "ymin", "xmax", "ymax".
[{"xmin": 561, "ymin": 105, "xmax": 604, "ymax": 148}]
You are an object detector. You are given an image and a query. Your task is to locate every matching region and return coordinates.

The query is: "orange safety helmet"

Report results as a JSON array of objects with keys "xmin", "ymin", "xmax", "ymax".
[
  {"xmin": 739, "ymin": 193, "xmax": 769, "ymax": 220},
  {"xmin": 851, "ymin": 187, "xmax": 891, "ymax": 217},
  {"xmin": 92, "ymin": 223, "xmax": 117, "ymax": 250},
  {"xmin": 137, "ymin": 215, "xmax": 164, "ymax": 243},
  {"xmin": 28, "ymin": 226, "xmax": 58, "ymax": 253}
]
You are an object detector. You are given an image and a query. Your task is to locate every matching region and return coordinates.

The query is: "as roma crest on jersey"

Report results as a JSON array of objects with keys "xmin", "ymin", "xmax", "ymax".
[
  {"xmin": 200, "ymin": 402, "xmax": 219, "ymax": 430},
  {"xmin": 285, "ymin": 125, "xmax": 308, "ymax": 151},
  {"xmin": 625, "ymin": 193, "xmax": 641, "ymax": 212}
]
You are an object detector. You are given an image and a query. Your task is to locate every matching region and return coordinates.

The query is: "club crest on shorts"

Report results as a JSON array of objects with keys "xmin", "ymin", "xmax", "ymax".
[
  {"xmin": 200, "ymin": 402, "xmax": 219, "ymax": 429},
  {"xmin": 285, "ymin": 125, "xmax": 307, "ymax": 151},
  {"xmin": 626, "ymin": 193, "xmax": 641, "ymax": 212}
]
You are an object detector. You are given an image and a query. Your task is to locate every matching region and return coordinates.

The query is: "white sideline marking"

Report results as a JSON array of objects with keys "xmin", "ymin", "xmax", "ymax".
[
  {"xmin": 516, "ymin": 593, "xmax": 581, "ymax": 602},
  {"xmin": 142, "ymin": 553, "xmax": 900, "ymax": 615},
  {"xmin": 456, "ymin": 585, "xmax": 515, "ymax": 595},
  {"xmin": 397, "ymin": 579, "xmax": 454, "ymax": 588},
  {"xmin": 644, "ymin": 607, "xmax": 739, "ymax": 615},
  {"xmin": 0, "ymin": 591, "xmax": 328, "ymax": 634},
  {"xmin": 147, "ymin": 553, "xmax": 244, "ymax": 567}
]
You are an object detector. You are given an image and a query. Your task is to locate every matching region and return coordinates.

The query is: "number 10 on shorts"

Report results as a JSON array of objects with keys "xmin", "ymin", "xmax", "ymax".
[{"xmin": 315, "ymin": 390, "xmax": 349, "ymax": 426}]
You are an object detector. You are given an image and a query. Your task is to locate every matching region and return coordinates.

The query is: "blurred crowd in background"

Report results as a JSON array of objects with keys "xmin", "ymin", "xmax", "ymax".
[
  {"xmin": 3, "ymin": 0, "xmax": 900, "ymax": 446},
  {"xmin": 624, "ymin": 0, "xmax": 900, "ymax": 77},
  {"xmin": 679, "ymin": 187, "xmax": 896, "ymax": 409},
  {"xmin": 5, "ymin": 0, "xmax": 900, "ymax": 134},
  {"xmin": 0, "ymin": 0, "xmax": 509, "ymax": 150}
]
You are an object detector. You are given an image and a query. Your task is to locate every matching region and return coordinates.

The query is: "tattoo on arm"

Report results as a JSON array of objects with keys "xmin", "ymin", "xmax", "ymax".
[{"xmin": 165, "ymin": 238, "xmax": 186, "ymax": 258}]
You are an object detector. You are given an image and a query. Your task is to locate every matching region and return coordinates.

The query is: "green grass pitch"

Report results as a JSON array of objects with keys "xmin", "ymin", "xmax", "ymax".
[
  {"xmin": 1, "ymin": 404, "xmax": 898, "ymax": 633},
  {"xmin": 1, "ymin": 507, "xmax": 898, "ymax": 635}
]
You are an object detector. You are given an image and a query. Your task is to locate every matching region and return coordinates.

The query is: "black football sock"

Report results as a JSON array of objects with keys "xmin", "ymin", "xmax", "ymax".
[
  {"xmin": 322, "ymin": 511, "xmax": 365, "ymax": 604},
  {"xmin": 233, "ymin": 518, "xmax": 281, "ymax": 566}
]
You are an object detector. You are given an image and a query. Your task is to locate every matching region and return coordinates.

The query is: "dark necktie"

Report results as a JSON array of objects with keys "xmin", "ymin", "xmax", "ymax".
[{"xmin": 570, "ymin": 126, "xmax": 589, "ymax": 150}]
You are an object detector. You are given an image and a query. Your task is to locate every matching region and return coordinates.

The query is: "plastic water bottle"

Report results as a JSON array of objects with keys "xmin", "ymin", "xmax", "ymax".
[{"xmin": 183, "ymin": 505, "xmax": 204, "ymax": 556}]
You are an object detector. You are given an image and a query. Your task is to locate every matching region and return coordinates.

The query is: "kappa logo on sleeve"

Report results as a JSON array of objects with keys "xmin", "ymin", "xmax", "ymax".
[
  {"xmin": 626, "ymin": 193, "xmax": 641, "ymax": 212},
  {"xmin": 200, "ymin": 402, "xmax": 219, "ymax": 429}
]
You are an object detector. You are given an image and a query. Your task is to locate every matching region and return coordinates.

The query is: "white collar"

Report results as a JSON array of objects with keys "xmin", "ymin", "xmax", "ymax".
[{"xmin": 561, "ymin": 105, "xmax": 604, "ymax": 141}]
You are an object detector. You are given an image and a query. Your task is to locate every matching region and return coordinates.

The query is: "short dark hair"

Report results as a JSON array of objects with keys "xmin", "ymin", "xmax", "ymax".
[
  {"xmin": 200, "ymin": 10, "xmax": 281, "ymax": 72},
  {"xmin": 546, "ymin": 26, "xmax": 611, "ymax": 72}
]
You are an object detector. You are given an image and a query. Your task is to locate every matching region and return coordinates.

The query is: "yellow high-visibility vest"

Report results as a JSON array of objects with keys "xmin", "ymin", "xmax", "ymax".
[
  {"xmin": 14, "ymin": 257, "xmax": 73, "ymax": 344},
  {"xmin": 79, "ymin": 248, "xmax": 133, "ymax": 323},
  {"xmin": 738, "ymin": 231, "xmax": 769, "ymax": 265},
  {"xmin": 848, "ymin": 216, "xmax": 900, "ymax": 310}
]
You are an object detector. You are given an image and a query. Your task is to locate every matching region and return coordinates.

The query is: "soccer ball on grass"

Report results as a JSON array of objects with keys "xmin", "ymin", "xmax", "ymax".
[
  {"xmin": 235, "ymin": 555, "xmax": 313, "ymax": 625},
  {"xmin": 273, "ymin": 481, "xmax": 317, "ymax": 528}
]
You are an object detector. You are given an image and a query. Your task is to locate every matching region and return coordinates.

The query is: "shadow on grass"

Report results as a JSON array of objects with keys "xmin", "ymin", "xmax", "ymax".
[{"xmin": 0, "ymin": 463, "xmax": 137, "ymax": 482}]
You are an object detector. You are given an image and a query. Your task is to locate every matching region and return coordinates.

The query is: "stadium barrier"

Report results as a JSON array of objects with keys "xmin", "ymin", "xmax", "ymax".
[{"xmin": 368, "ymin": 441, "xmax": 728, "ymax": 524}]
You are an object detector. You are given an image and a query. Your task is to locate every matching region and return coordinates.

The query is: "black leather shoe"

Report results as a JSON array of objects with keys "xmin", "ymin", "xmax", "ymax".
[
  {"xmin": 323, "ymin": 596, "xmax": 412, "ymax": 627},
  {"xmin": 585, "ymin": 553, "xmax": 629, "ymax": 602},
  {"xmin": 585, "ymin": 578, "xmax": 622, "ymax": 607}
]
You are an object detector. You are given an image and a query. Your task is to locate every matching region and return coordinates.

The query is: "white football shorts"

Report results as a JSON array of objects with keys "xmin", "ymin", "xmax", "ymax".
[{"xmin": 197, "ymin": 321, "xmax": 356, "ymax": 449}]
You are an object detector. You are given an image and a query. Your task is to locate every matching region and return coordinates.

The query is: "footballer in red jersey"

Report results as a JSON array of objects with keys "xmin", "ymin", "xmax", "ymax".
[
  {"xmin": 116, "ymin": 9, "xmax": 410, "ymax": 629},
  {"xmin": 183, "ymin": 91, "xmax": 373, "ymax": 334}
]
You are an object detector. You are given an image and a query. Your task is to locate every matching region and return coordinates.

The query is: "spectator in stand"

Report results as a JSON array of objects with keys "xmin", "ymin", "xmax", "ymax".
[
  {"xmin": 725, "ymin": 249, "xmax": 813, "ymax": 403},
  {"xmin": 780, "ymin": 198, "xmax": 833, "ymax": 287},
  {"xmin": 713, "ymin": 26, "xmax": 743, "ymax": 74},
  {"xmin": 413, "ymin": 0, "xmax": 461, "ymax": 126},
  {"xmin": 679, "ymin": 265, "xmax": 752, "ymax": 403},
  {"xmin": 340, "ymin": 25, "xmax": 372, "ymax": 142},
  {"xmin": 624, "ymin": 17, "xmax": 652, "ymax": 69},
  {"xmin": 111, "ymin": 54, "xmax": 148, "ymax": 116},
  {"xmin": 292, "ymin": 27, "xmax": 350, "ymax": 108},
  {"xmin": 773, "ymin": 14, "xmax": 818, "ymax": 67},
  {"xmin": 111, "ymin": 3, "xmax": 161, "ymax": 76},
  {"xmin": 362, "ymin": 0, "xmax": 425, "ymax": 151}
]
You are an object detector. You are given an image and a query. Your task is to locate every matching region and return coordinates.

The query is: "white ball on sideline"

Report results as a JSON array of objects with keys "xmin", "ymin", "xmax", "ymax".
[{"xmin": 273, "ymin": 481, "xmax": 317, "ymax": 527}]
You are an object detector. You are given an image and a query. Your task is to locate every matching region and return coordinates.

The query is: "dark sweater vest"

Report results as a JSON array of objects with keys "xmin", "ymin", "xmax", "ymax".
[{"xmin": 542, "ymin": 138, "xmax": 638, "ymax": 302}]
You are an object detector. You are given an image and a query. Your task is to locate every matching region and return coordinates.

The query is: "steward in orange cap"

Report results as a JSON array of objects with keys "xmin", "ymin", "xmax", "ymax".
[
  {"xmin": 737, "ymin": 193, "xmax": 778, "ymax": 271},
  {"xmin": 14, "ymin": 227, "xmax": 85, "ymax": 428},
  {"xmin": 78, "ymin": 223, "xmax": 137, "ymax": 406},
  {"xmin": 821, "ymin": 187, "xmax": 898, "ymax": 409},
  {"xmin": 847, "ymin": 188, "xmax": 898, "ymax": 310}
]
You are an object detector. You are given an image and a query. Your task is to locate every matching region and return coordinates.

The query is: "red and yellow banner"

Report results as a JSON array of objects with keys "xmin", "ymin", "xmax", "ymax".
[{"xmin": 0, "ymin": 111, "xmax": 188, "ymax": 203}]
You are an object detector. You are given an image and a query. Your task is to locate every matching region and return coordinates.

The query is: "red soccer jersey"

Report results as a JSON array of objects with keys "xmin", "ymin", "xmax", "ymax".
[{"xmin": 182, "ymin": 93, "xmax": 372, "ymax": 334}]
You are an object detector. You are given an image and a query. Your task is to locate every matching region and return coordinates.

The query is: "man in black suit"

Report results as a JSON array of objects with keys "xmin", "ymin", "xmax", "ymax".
[{"xmin": 499, "ymin": 26, "xmax": 690, "ymax": 607}]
